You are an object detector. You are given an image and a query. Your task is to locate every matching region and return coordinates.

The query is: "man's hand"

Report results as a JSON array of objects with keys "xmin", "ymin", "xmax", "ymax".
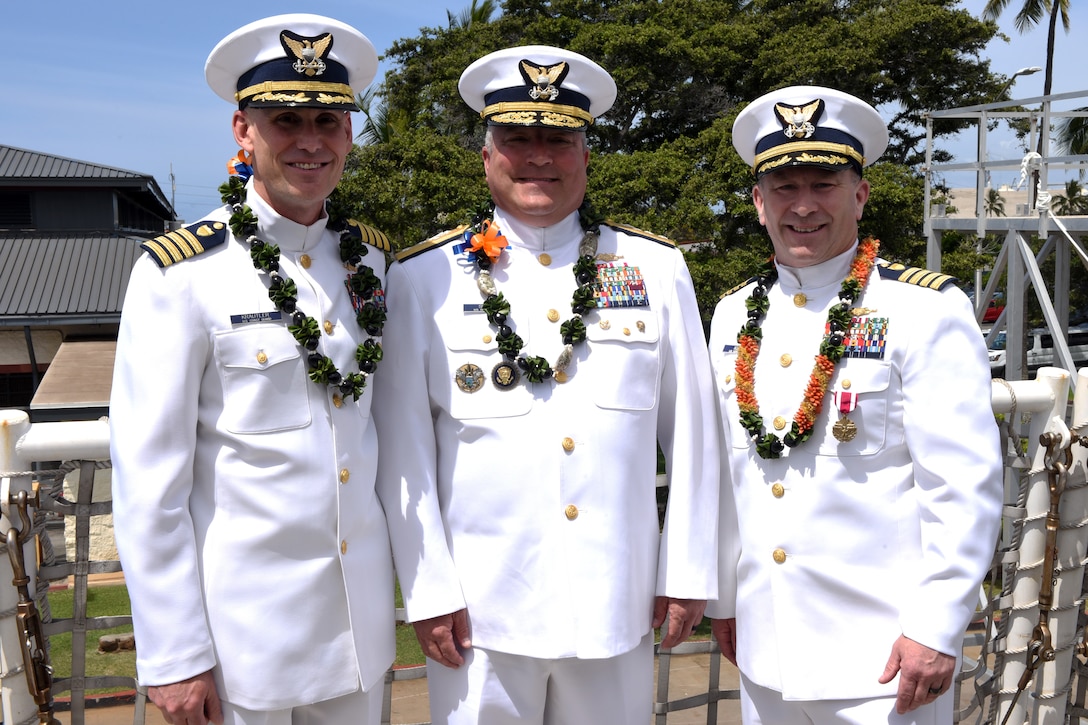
[
  {"xmin": 653, "ymin": 597, "xmax": 707, "ymax": 649},
  {"xmin": 710, "ymin": 618, "xmax": 737, "ymax": 666},
  {"xmin": 413, "ymin": 608, "xmax": 471, "ymax": 668},
  {"xmin": 878, "ymin": 635, "xmax": 955, "ymax": 714},
  {"xmin": 148, "ymin": 670, "xmax": 222, "ymax": 725}
]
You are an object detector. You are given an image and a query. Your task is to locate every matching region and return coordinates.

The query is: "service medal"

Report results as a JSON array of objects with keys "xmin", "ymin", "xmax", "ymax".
[
  {"xmin": 491, "ymin": 361, "xmax": 520, "ymax": 390},
  {"xmin": 455, "ymin": 363, "xmax": 485, "ymax": 393},
  {"xmin": 832, "ymin": 390, "xmax": 859, "ymax": 442},
  {"xmin": 832, "ymin": 417, "xmax": 858, "ymax": 442}
]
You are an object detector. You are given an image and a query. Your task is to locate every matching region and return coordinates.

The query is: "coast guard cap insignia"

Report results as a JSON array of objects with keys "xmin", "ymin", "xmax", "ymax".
[
  {"xmin": 775, "ymin": 99, "xmax": 823, "ymax": 139},
  {"xmin": 281, "ymin": 30, "xmax": 333, "ymax": 77},
  {"xmin": 521, "ymin": 61, "xmax": 568, "ymax": 101}
]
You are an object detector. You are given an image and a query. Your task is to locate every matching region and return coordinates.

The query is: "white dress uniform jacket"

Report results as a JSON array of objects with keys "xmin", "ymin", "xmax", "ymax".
[
  {"xmin": 110, "ymin": 184, "xmax": 395, "ymax": 709},
  {"xmin": 705, "ymin": 242, "xmax": 1002, "ymax": 701},
  {"xmin": 374, "ymin": 207, "xmax": 718, "ymax": 659}
]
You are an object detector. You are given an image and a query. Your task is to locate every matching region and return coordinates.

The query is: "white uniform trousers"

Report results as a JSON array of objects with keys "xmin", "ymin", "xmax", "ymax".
[
  {"xmin": 427, "ymin": 633, "xmax": 654, "ymax": 724},
  {"xmin": 219, "ymin": 679, "xmax": 381, "ymax": 725},
  {"xmin": 740, "ymin": 672, "xmax": 952, "ymax": 725}
]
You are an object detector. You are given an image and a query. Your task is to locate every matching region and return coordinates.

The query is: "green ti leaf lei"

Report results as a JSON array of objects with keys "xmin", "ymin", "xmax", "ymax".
[
  {"xmin": 219, "ymin": 178, "xmax": 385, "ymax": 402},
  {"xmin": 469, "ymin": 201, "xmax": 602, "ymax": 385}
]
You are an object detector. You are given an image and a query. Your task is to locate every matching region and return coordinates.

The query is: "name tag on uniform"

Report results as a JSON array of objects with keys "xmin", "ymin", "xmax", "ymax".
[
  {"xmin": 463, "ymin": 303, "xmax": 485, "ymax": 314},
  {"xmin": 230, "ymin": 311, "xmax": 282, "ymax": 325}
]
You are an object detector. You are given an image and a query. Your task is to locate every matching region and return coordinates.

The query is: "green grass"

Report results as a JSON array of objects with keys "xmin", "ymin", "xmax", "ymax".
[
  {"xmin": 47, "ymin": 585, "xmax": 138, "ymax": 694},
  {"xmin": 47, "ymin": 583, "xmax": 713, "ymax": 683}
]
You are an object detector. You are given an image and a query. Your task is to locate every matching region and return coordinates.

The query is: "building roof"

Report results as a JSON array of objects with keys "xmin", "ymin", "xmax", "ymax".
[
  {"xmin": 0, "ymin": 144, "xmax": 175, "ymax": 220},
  {"xmin": 29, "ymin": 340, "xmax": 115, "ymax": 422},
  {"xmin": 1, "ymin": 144, "xmax": 147, "ymax": 182},
  {"xmin": 0, "ymin": 234, "xmax": 143, "ymax": 327}
]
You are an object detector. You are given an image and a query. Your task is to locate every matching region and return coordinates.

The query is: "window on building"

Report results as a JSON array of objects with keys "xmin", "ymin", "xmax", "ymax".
[
  {"xmin": 0, "ymin": 372, "xmax": 36, "ymax": 409},
  {"xmin": 0, "ymin": 191, "xmax": 34, "ymax": 229}
]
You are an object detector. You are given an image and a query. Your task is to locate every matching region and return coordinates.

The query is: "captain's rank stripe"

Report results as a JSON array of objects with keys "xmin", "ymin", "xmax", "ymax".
[
  {"xmin": 141, "ymin": 222, "xmax": 229, "ymax": 268},
  {"xmin": 877, "ymin": 262, "xmax": 956, "ymax": 291}
]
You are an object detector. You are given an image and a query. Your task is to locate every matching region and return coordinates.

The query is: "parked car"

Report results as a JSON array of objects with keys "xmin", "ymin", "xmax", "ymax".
[
  {"xmin": 982, "ymin": 299, "xmax": 1005, "ymax": 324},
  {"xmin": 988, "ymin": 324, "xmax": 1088, "ymax": 376},
  {"xmin": 967, "ymin": 291, "xmax": 1005, "ymax": 325}
]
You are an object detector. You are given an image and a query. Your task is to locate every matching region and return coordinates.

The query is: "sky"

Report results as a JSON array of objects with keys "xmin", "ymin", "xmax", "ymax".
[{"xmin": 3, "ymin": 0, "xmax": 1085, "ymax": 224}]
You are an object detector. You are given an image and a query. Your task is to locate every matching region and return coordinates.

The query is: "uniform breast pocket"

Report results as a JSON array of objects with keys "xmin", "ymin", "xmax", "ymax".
[
  {"xmin": 444, "ymin": 316, "xmax": 533, "ymax": 420},
  {"xmin": 213, "ymin": 326, "xmax": 311, "ymax": 434},
  {"xmin": 585, "ymin": 309, "xmax": 661, "ymax": 411},
  {"xmin": 814, "ymin": 361, "xmax": 892, "ymax": 457}
]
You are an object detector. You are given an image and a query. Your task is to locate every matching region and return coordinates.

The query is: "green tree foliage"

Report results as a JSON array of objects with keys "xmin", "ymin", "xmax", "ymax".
[
  {"xmin": 1055, "ymin": 112, "xmax": 1088, "ymax": 156},
  {"xmin": 1051, "ymin": 179, "xmax": 1088, "ymax": 215},
  {"xmin": 983, "ymin": 0, "xmax": 1071, "ymax": 96},
  {"xmin": 338, "ymin": 0, "xmax": 1004, "ymax": 322},
  {"xmin": 984, "ymin": 187, "xmax": 1007, "ymax": 217}
]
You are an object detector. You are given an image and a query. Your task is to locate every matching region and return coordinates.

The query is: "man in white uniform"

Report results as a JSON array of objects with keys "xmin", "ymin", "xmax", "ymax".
[
  {"xmin": 706, "ymin": 86, "xmax": 1003, "ymax": 724},
  {"xmin": 111, "ymin": 15, "xmax": 394, "ymax": 725},
  {"xmin": 374, "ymin": 46, "xmax": 719, "ymax": 724}
]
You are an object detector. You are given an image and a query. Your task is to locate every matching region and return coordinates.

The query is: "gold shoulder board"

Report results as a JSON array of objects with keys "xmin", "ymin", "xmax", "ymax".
[
  {"xmin": 140, "ymin": 221, "xmax": 229, "ymax": 268},
  {"xmin": 720, "ymin": 276, "xmax": 756, "ymax": 299},
  {"xmin": 603, "ymin": 221, "xmax": 676, "ymax": 248},
  {"xmin": 876, "ymin": 262, "xmax": 957, "ymax": 291},
  {"xmin": 343, "ymin": 219, "xmax": 393, "ymax": 253},
  {"xmin": 396, "ymin": 225, "xmax": 470, "ymax": 263}
]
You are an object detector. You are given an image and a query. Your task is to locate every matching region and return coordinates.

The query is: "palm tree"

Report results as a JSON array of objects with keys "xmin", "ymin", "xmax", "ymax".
[
  {"xmin": 985, "ymin": 188, "xmax": 1007, "ymax": 217},
  {"xmin": 355, "ymin": 87, "xmax": 412, "ymax": 146},
  {"xmin": 983, "ymin": 0, "xmax": 1071, "ymax": 97},
  {"xmin": 447, "ymin": 0, "xmax": 498, "ymax": 29},
  {"xmin": 1051, "ymin": 179, "xmax": 1088, "ymax": 215},
  {"xmin": 1055, "ymin": 112, "xmax": 1088, "ymax": 173},
  {"xmin": 355, "ymin": 87, "xmax": 390, "ymax": 146}
]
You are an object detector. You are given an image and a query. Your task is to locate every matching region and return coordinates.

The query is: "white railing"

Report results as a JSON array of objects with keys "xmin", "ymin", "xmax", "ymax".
[
  {"xmin": 2, "ymin": 367, "xmax": 1086, "ymax": 724},
  {"xmin": 0, "ymin": 411, "xmax": 112, "ymax": 725}
]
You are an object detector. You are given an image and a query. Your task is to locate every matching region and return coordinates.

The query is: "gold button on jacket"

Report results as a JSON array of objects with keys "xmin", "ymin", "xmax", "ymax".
[
  {"xmin": 565, "ymin": 505, "xmax": 579, "ymax": 520},
  {"xmin": 772, "ymin": 548, "xmax": 787, "ymax": 564},
  {"xmin": 562, "ymin": 437, "xmax": 575, "ymax": 452},
  {"xmin": 771, "ymin": 483, "xmax": 785, "ymax": 498}
]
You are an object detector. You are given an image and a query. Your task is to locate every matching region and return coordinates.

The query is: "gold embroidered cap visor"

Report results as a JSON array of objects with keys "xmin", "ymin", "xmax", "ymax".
[
  {"xmin": 205, "ymin": 13, "xmax": 378, "ymax": 111},
  {"xmin": 733, "ymin": 85, "xmax": 889, "ymax": 178},
  {"xmin": 459, "ymin": 45, "xmax": 617, "ymax": 130}
]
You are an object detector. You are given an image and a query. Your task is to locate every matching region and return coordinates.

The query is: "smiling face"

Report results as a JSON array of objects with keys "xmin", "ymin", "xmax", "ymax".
[
  {"xmin": 232, "ymin": 106, "xmax": 353, "ymax": 225},
  {"xmin": 481, "ymin": 125, "xmax": 590, "ymax": 227},
  {"xmin": 753, "ymin": 166, "xmax": 870, "ymax": 268}
]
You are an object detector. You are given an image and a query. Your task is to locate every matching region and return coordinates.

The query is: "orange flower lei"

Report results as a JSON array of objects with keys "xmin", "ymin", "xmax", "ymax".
[{"xmin": 735, "ymin": 238, "xmax": 879, "ymax": 459}]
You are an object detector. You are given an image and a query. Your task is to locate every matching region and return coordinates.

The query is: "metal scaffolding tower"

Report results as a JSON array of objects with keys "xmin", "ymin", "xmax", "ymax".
[{"xmin": 923, "ymin": 90, "xmax": 1088, "ymax": 380}]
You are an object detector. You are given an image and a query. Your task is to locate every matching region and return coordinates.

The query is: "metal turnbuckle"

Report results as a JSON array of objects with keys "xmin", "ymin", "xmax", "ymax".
[
  {"xmin": 1000, "ymin": 431, "xmax": 1070, "ymax": 725},
  {"xmin": 6, "ymin": 486, "xmax": 61, "ymax": 724}
]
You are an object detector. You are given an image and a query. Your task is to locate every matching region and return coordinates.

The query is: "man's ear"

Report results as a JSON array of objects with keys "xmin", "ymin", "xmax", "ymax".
[
  {"xmin": 752, "ymin": 184, "xmax": 766, "ymax": 226},
  {"xmin": 854, "ymin": 178, "xmax": 871, "ymax": 221},
  {"xmin": 232, "ymin": 110, "xmax": 253, "ymax": 150}
]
